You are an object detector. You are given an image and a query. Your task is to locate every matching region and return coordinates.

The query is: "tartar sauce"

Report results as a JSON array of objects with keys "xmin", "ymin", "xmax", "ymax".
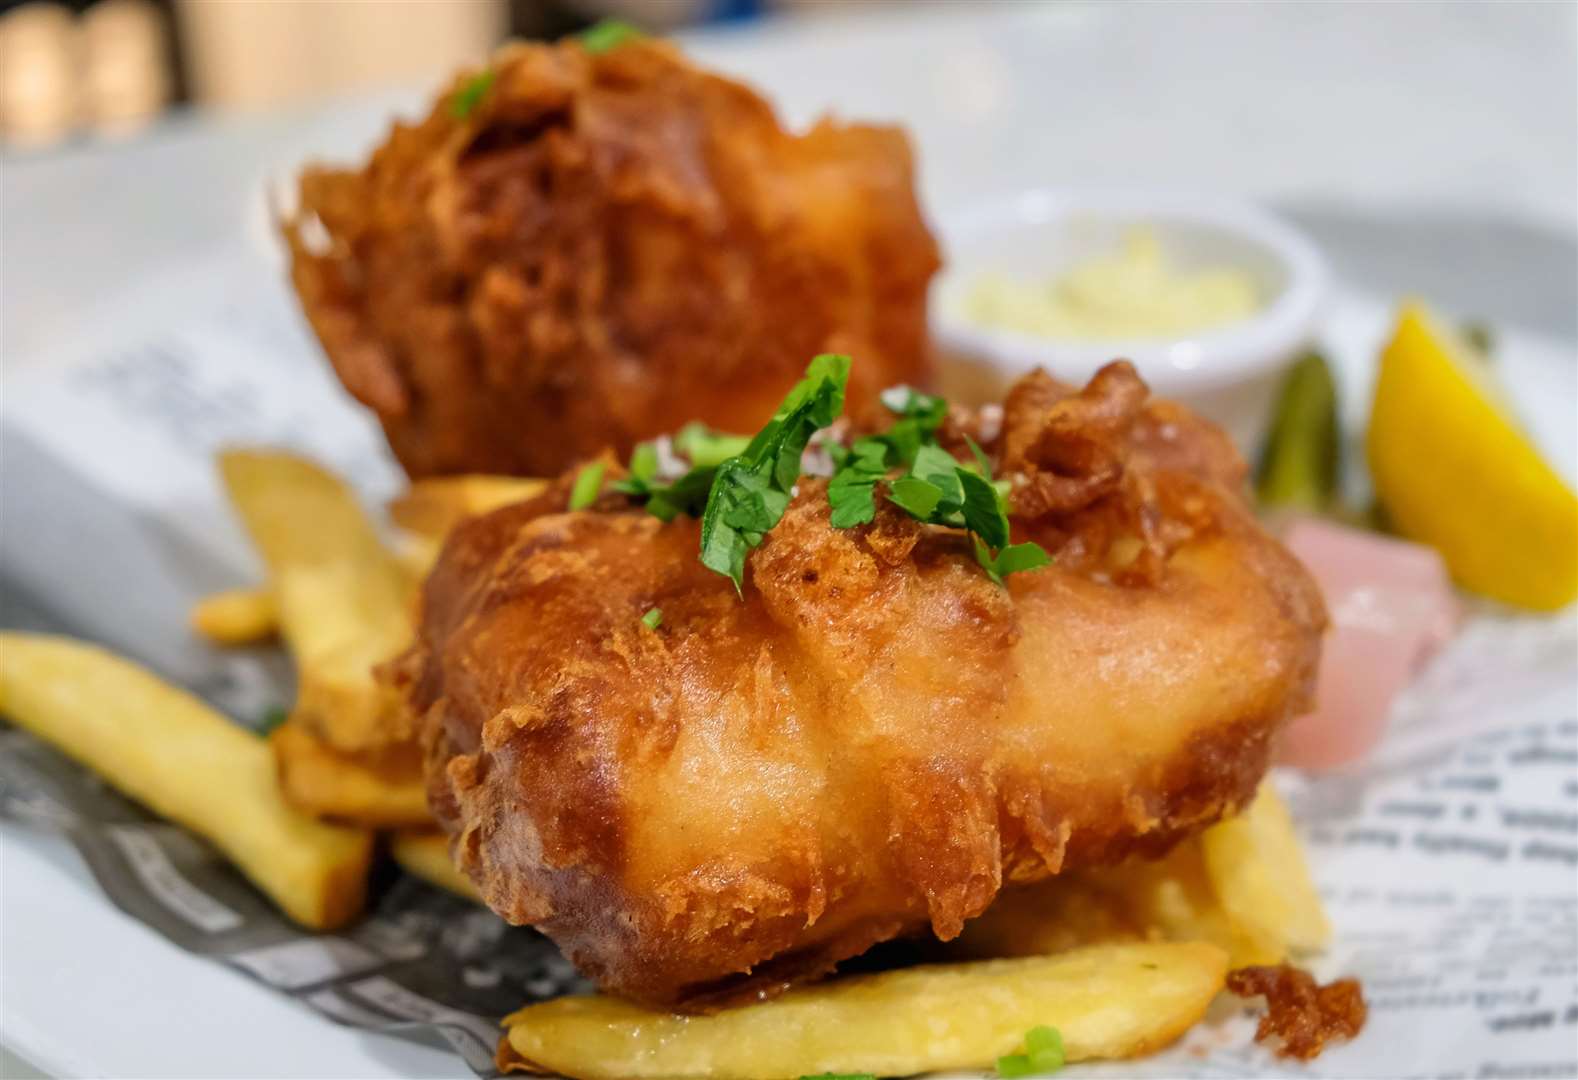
[{"xmin": 963, "ymin": 229, "xmax": 1259, "ymax": 340}]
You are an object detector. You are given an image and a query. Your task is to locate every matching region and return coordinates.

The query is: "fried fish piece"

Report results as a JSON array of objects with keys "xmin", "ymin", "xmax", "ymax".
[
  {"xmin": 395, "ymin": 363, "xmax": 1325, "ymax": 1010},
  {"xmin": 287, "ymin": 37, "xmax": 939, "ymax": 478}
]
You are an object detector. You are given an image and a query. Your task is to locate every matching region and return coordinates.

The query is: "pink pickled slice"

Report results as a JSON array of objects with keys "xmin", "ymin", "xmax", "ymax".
[{"xmin": 1279, "ymin": 517, "xmax": 1461, "ymax": 769}]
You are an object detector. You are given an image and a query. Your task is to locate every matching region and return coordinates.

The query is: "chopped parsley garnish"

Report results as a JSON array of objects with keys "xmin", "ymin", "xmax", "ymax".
[
  {"xmin": 699, "ymin": 354, "xmax": 849, "ymax": 592},
  {"xmin": 673, "ymin": 422, "xmax": 750, "ymax": 468},
  {"xmin": 615, "ymin": 355, "xmax": 848, "ymax": 592},
  {"xmin": 579, "ymin": 18, "xmax": 645, "ymax": 54},
  {"xmin": 617, "ymin": 355, "xmax": 1045, "ymax": 594},
  {"xmin": 569, "ymin": 461, "xmax": 605, "ymax": 511},
  {"xmin": 450, "ymin": 70, "xmax": 495, "ymax": 119},
  {"xmin": 997, "ymin": 1025, "xmax": 1065, "ymax": 1076},
  {"xmin": 641, "ymin": 607, "xmax": 662, "ymax": 630},
  {"xmin": 974, "ymin": 537, "xmax": 1053, "ymax": 586},
  {"xmin": 827, "ymin": 388, "xmax": 1049, "ymax": 586},
  {"xmin": 258, "ymin": 705, "xmax": 288, "ymax": 736},
  {"xmin": 797, "ymin": 1074, "xmax": 876, "ymax": 1080},
  {"xmin": 626, "ymin": 440, "xmax": 660, "ymax": 486},
  {"xmin": 826, "ymin": 386, "xmax": 948, "ymax": 528}
]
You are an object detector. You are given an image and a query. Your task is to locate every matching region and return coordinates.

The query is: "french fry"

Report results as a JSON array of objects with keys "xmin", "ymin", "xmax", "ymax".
[
  {"xmin": 956, "ymin": 842, "xmax": 1269, "ymax": 968},
  {"xmin": 952, "ymin": 781, "xmax": 1329, "ymax": 969},
  {"xmin": 1200, "ymin": 781, "xmax": 1331, "ymax": 956},
  {"xmin": 390, "ymin": 829, "xmax": 483, "ymax": 902},
  {"xmin": 271, "ymin": 719, "xmax": 431, "ymax": 828},
  {"xmin": 1095, "ymin": 840, "xmax": 1277, "ymax": 966},
  {"xmin": 189, "ymin": 586, "xmax": 278, "ymax": 645},
  {"xmin": 501, "ymin": 941, "xmax": 1228, "ymax": 1080},
  {"xmin": 388, "ymin": 475, "xmax": 547, "ymax": 541},
  {"xmin": 948, "ymin": 873, "xmax": 1139, "ymax": 959},
  {"xmin": 219, "ymin": 449, "xmax": 412, "ymax": 753},
  {"xmin": 0, "ymin": 633, "xmax": 373, "ymax": 929}
]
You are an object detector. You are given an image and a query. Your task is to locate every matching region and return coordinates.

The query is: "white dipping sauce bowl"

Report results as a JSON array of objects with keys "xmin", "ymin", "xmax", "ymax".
[{"xmin": 931, "ymin": 189, "xmax": 1330, "ymax": 454}]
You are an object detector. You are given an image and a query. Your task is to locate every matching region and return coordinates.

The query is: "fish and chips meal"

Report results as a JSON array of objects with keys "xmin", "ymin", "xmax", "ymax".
[
  {"xmin": 0, "ymin": 352, "xmax": 1367, "ymax": 1076},
  {"xmin": 12, "ymin": 17, "xmax": 1576, "ymax": 1080}
]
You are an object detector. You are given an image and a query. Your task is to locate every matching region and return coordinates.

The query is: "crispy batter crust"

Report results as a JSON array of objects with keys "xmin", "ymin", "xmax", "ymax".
[
  {"xmin": 287, "ymin": 38, "xmax": 939, "ymax": 478},
  {"xmin": 394, "ymin": 363, "xmax": 1326, "ymax": 1010},
  {"xmin": 1227, "ymin": 965, "xmax": 1368, "ymax": 1059}
]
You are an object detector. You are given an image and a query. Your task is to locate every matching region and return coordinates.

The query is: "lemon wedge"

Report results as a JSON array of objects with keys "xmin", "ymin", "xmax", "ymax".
[{"xmin": 1367, "ymin": 302, "xmax": 1578, "ymax": 611}]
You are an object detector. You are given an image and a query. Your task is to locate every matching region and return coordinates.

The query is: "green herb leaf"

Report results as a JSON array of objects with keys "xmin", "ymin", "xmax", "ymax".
[
  {"xmin": 579, "ymin": 18, "xmax": 645, "ymax": 54},
  {"xmin": 996, "ymin": 1054, "xmax": 1034, "ymax": 1078},
  {"xmin": 877, "ymin": 384, "xmax": 948, "ymax": 465},
  {"xmin": 827, "ymin": 436, "xmax": 888, "ymax": 528},
  {"xmin": 828, "ymin": 478, "xmax": 878, "ymax": 527},
  {"xmin": 825, "ymin": 384, "xmax": 1047, "ymax": 587},
  {"xmin": 957, "ymin": 467, "xmax": 1009, "ymax": 550},
  {"xmin": 1025, "ymin": 1025, "xmax": 1065, "ymax": 1072},
  {"xmin": 964, "ymin": 433, "xmax": 994, "ymax": 479},
  {"xmin": 643, "ymin": 466, "xmax": 714, "ymax": 522},
  {"xmin": 996, "ymin": 542, "xmax": 1052, "ymax": 576},
  {"xmin": 825, "ymin": 384, "xmax": 946, "ymax": 528},
  {"xmin": 628, "ymin": 441, "xmax": 659, "ymax": 484},
  {"xmin": 974, "ymin": 536, "xmax": 1053, "ymax": 586},
  {"xmin": 797, "ymin": 1074, "xmax": 877, "ymax": 1080},
  {"xmin": 886, "ymin": 475, "xmax": 943, "ymax": 519},
  {"xmin": 450, "ymin": 70, "xmax": 496, "ymax": 119},
  {"xmin": 674, "ymin": 423, "xmax": 750, "ymax": 469},
  {"xmin": 697, "ymin": 355, "xmax": 850, "ymax": 592},
  {"xmin": 569, "ymin": 461, "xmax": 605, "ymax": 510},
  {"xmin": 973, "ymin": 535, "xmax": 1003, "ymax": 586},
  {"xmin": 258, "ymin": 705, "xmax": 288, "ymax": 735},
  {"xmin": 908, "ymin": 444, "xmax": 965, "ymax": 510},
  {"xmin": 640, "ymin": 607, "xmax": 662, "ymax": 629}
]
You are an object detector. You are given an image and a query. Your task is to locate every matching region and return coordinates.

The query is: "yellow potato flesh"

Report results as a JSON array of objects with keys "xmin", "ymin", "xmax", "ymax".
[
  {"xmin": 270, "ymin": 719, "xmax": 431, "ymax": 828},
  {"xmin": 390, "ymin": 829, "xmax": 483, "ymax": 903},
  {"xmin": 189, "ymin": 586, "xmax": 278, "ymax": 646},
  {"xmin": 0, "ymin": 633, "xmax": 373, "ymax": 929},
  {"xmin": 950, "ymin": 780, "xmax": 1329, "ymax": 968},
  {"xmin": 219, "ymin": 449, "xmax": 412, "ymax": 753},
  {"xmin": 1201, "ymin": 781, "xmax": 1330, "ymax": 955},
  {"xmin": 503, "ymin": 941, "xmax": 1227, "ymax": 1080},
  {"xmin": 388, "ymin": 475, "xmax": 547, "ymax": 540}
]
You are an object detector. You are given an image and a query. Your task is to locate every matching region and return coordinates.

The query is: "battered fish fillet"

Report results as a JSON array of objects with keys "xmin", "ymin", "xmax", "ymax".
[
  {"xmin": 394, "ymin": 363, "xmax": 1325, "ymax": 1010},
  {"xmin": 287, "ymin": 37, "xmax": 939, "ymax": 478}
]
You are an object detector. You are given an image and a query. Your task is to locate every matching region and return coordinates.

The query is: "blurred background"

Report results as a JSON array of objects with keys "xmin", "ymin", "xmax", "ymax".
[
  {"xmin": 2, "ymin": 0, "xmax": 1573, "ymax": 365},
  {"xmin": 0, "ymin": 0, "xmax": 741, "ymax": 143}
]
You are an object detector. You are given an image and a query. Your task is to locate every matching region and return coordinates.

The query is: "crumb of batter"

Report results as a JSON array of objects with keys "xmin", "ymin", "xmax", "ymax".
[{"xmin": 1227, "ymin": 964, "xmax": 1367, "ymax": 1060}]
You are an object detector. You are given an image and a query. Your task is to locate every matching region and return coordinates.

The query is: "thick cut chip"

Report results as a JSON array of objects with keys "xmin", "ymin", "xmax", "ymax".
[
  {"xmin": 219, "ymin": 449, "xmax": 412, "ymax": 753},
  {"xmin": 189, "ymin": 586, "xmax": 278, "ymax": 645},
  {"xmin": 1095, "ymin": 840, "xmax": 1275, "ymax": 966},
  {"xmin": 953, "ymin": 781, "xmax": 1328, "ymax": 968},
  {"xmin": 1200, "ymin": 782, "xmax": 1330, "ymax": 956},
  {"xmin": 271, "ymin": 720, "xmax": 431, "ymax": 828},
  {"xmin": 0, "ymin": 633, "xmax": 373, "ymax": 929},
  {"xmin": 501, "ymin": 942, "xmax": 1227, "ymax": 1080},
  {"xmin": 947, "ymin": 874, "xmax": 1141, "ymax": 960},
  {"xmin": 388, "ymin": 476, "xmax": 548, "ymax": 540},
  {"xmin": 390, "ymin": 829, "xmax": 482, "ymax": 902}
]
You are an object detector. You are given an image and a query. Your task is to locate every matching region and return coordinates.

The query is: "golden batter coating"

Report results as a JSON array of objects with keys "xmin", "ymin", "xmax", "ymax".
[
  {"xmin": 394, "ymin": 363, "xmax": 1325, "ymax": 1010},
  {"xmin": 287, "ymin": 37, "xmax": 939, "ymax": 478}
]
